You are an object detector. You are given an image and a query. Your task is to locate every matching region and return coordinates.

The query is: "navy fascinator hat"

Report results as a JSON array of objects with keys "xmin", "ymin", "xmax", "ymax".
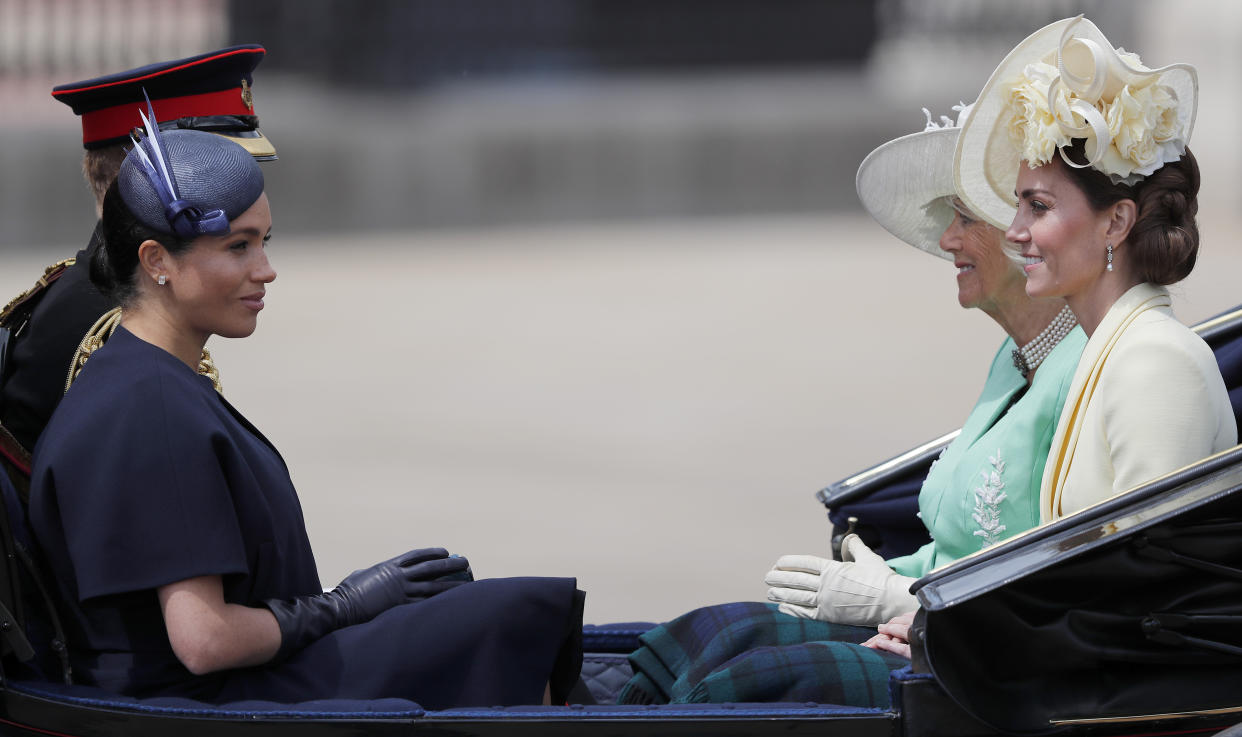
[{"xmin": 118, "ymin": 98, "xmax": 264, "ymax": 239}]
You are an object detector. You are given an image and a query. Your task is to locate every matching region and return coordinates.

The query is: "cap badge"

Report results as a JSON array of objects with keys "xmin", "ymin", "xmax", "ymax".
[{"xmin": 240, "ymin": 79, "xmax": 254, "ymax": 111}]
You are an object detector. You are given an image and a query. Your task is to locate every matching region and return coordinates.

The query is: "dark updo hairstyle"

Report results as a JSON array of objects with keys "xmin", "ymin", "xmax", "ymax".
[
  {"xmin": 1057, "ymin": 138, "xmax": 1200, "ymax": 285},
  {"xmin": 90, "ymin": 181, "xmax": 191, "ymax": 306}
]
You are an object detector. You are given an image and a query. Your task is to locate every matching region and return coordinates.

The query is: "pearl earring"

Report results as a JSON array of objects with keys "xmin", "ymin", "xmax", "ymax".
[
  {"xmin": 157, "ymin": 274, "xmax": 167, "ymax": 285},
  {"xmin": 1106, "ymin": 243, "xmax": 1113, "ymax": 272}
]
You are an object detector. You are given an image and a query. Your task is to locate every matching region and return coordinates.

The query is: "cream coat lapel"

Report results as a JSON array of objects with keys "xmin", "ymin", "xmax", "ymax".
[{"xmin": 1039, "ymin": 283, "xmax": 1171, "ymax": 521}]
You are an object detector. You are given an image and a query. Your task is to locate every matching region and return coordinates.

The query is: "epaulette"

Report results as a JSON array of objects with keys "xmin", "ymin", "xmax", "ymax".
[
  {"xmin": 0, "ymin": 260, "xmax": 72, "ymax": 486},
  {"xmin": 0, "ymin": 259, "xmax": 75, "ymax": 328}
]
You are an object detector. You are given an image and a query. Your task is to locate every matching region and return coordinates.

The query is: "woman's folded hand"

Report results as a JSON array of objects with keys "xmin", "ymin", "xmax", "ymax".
[
  {"xmin": 861, "ymin": 611, "xmax": 917, "ymax": 659},
  {"xmin": 263, "ymin": 547, "xmax": 472, "ymax": 661}
]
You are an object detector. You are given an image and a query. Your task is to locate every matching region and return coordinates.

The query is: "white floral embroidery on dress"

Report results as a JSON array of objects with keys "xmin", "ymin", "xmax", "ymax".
[{"xmin": 971, "ymin": 450, "xmax": 1008, "ymax": 547}]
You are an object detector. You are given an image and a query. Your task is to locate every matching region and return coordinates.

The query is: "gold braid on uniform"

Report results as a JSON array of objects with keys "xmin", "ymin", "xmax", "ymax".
[
  {"xmin": 64, "ymin": 308, "xmax": 222, "ymax": 395},
  {"xmin": 197, "ymin": 351, "xmax": 222, "ymax": 392}
]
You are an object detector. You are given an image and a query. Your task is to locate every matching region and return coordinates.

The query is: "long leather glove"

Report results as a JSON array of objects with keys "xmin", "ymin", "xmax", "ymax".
[
  {"xmin": 764, "ymin": 534, "xmax": 917, "ymax": 626},
  {"xmin": 264, "ymin": 547, "xmax": 471, "ymax": 661}
]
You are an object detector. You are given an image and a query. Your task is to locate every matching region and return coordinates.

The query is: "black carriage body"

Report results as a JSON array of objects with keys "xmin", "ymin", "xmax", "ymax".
[{"xmin": 3, "ymin": 439, "xmax": 1242, "ymax": 734}]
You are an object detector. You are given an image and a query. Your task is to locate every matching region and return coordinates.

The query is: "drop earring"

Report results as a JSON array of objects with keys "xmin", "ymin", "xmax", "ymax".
[
  {"xmin": 157, "ymin": 274, "xmax": 167, "ymax": 285},
  {"xmin": 1106, "ymin": 243, "xmax": 1113, "ymax": 272}
]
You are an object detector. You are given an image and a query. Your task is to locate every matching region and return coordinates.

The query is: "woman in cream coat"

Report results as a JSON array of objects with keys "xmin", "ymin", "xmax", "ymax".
[{"xmin": 955, "ymin": 16, "xmax": 1236, "ymax": 521}]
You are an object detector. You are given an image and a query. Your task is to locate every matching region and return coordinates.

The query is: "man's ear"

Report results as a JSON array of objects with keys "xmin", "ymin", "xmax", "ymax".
[
  {"xmin": 1106, "ymin": 198, "xmax": 1137, "ymax": 246},
  {"xmin": 136, "ymin": 239, "xmax": 170, "ymax": 285}
]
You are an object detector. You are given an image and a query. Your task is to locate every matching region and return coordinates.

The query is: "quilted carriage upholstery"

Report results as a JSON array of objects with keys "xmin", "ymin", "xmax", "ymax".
[{"xmin": 580, "ymin": 623, "xmax": 654, "ymax": 704}]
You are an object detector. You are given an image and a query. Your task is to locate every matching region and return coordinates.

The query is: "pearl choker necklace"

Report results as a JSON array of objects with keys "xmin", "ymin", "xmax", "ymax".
[{"xmin": 1012, "ymin": 305, "xmax": 1078, "ymax": 378}]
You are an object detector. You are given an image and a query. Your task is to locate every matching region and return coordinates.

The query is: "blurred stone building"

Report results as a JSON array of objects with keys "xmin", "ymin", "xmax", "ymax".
[{"xmin": 0, "ymin": 0, "xmax": 1224, "ymax": 246}]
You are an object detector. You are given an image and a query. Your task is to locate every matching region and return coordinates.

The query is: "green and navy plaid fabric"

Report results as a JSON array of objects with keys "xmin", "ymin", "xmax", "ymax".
[{"xmin": 617, "ymin": 602, "xmax": 904, "ymax": 706}]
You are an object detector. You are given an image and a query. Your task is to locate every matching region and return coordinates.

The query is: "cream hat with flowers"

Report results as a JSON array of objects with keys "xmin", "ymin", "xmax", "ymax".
[
  {"xmin": 955, "ymin": 15, "xmax": 1198, "ymax": 230},
  {"xmin": 856, "ymin": 104, "xmax": 975, "ymax": 261}
]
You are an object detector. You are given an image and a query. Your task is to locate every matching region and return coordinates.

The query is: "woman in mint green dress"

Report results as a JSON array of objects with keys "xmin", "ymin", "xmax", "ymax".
[
  {"xmin": 619, "ymin": 105, "xmax": 1086, "ymax": 705},
  {"xmin": 763, "ymin": 103, "xmax": 1086, "ymax": 632}
]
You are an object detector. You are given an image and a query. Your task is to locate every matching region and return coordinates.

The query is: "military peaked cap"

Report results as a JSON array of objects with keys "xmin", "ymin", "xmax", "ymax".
[{"xmin": 52, "ymin": 45, "xmax": 275, "ymax": 160}]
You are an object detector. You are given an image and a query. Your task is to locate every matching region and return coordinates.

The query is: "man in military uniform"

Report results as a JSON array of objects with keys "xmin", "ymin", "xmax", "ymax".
[{"xmin": 0, "ymin": 46, "xmax": 276, "ymax": 491}]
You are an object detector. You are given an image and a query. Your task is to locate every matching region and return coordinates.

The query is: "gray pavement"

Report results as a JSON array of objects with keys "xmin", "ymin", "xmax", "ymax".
[{"xmin": 6, "ymin": 211, "xmax": 1240, "ymax": 624}]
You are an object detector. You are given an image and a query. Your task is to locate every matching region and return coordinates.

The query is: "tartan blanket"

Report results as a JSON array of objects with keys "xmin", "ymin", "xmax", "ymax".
[{"xmin": 617, "ymin": 602, "xmax": 905, "ymax": 706}]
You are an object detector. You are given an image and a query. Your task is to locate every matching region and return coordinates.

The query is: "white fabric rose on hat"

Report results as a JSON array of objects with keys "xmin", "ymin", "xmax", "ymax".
[
  {"xmin": 1006, "ymin": 62, "xmax": 1069, "ymax": 166},
  {"xmin": 1101, "ymin": 81, "xmax": 1181, "ymax": 179},
  {"xmin": 1110, "ymin": 88, "xmax": 1156, "ymax": 166}
]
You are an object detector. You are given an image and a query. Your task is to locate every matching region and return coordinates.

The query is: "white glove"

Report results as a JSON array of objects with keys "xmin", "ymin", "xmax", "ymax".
[{"xmin": 764, "ymin": 534, "xmax": 918, "ymax": 626}]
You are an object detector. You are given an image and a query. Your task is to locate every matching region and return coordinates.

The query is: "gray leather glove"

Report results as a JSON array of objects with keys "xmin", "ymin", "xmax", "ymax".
[{"xmin": 264, "ymin": 547, "xmax": 470, "ymax": 661}]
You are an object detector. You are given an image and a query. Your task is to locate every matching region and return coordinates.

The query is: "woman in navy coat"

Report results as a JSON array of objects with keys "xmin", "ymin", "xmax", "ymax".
[{"xmin": 28, "ymin": 115, "xmax": 584, "ymax": 708}]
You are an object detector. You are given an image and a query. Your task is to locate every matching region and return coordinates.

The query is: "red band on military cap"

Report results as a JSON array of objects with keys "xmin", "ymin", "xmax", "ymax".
[{"xmin": 80, "ymin": 88, "xmax": 253, "ymax": 145}]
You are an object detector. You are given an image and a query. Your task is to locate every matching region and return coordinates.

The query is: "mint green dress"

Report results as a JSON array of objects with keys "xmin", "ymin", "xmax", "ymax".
[{"xmin": 887, "ymin": 327, "xmax": 1086, "ymax": 578}]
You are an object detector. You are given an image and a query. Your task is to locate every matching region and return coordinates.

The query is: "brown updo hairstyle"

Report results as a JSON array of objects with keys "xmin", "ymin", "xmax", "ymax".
[{"xmin": 1056, "ymin": 138, "xmax": 1200, "ymax": 285}]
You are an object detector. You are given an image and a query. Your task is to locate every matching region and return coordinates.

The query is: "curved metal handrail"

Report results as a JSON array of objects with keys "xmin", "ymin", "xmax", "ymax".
[{"xmin": 815, "ymin": 430, "xmax": 958, "ymax": 509}]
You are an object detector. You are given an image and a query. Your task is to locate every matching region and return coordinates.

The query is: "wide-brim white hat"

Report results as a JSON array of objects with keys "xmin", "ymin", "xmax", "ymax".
[
  {"xmin": 856, "ymin": 123, "xmax": 960, "ymax": 260},
  {"xmin": 955, "ymin": 16, "xmax": 1198, "ymax": 230}
]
